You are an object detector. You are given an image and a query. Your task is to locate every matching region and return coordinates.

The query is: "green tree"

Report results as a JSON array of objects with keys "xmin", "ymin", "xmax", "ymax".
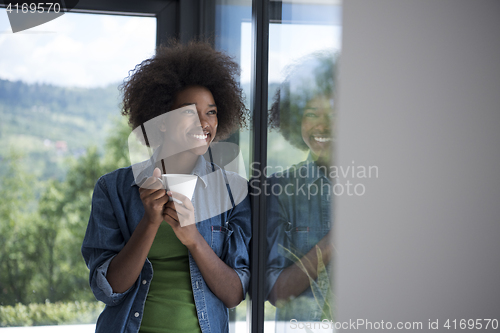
[
  {"xmin": 32, "ymin": 116, "xmax": 131, "ymax": 303},
  {"xmin": 35, "ymin": 179, "xmax": 69, "ymax": 303},
  {"xmin": 102, "ymin": 115, "xmax": 132, "ymax": 173},
  {"xmin": 0, "ymin": 116, "xmax": 132, "ymax": 306},
  {"xmin": 0, "ymin": 152, "xmax": 40, "ymax": 305}
]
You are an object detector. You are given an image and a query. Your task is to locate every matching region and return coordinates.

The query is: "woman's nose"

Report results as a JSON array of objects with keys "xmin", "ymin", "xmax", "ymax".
[
  {"xmin": 314, "ymin": 115, "xmax": 331, "ymax": 131},
  {"xmin": 199, "ymin": 115, "xmax": 209, "ymax": 129}
]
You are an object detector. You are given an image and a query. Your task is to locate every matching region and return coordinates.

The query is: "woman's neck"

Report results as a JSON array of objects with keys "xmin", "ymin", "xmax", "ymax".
[
  {"xmin": 311, "ymin": 152, "xmax": 330, "ymax": 168},
  {"xmin": 310, "ymin": 151, "xmax": 335, "ymax": 179},
  {"xmin": 156, "ymin": 150, "xmax": 199, "ymax": 175}
]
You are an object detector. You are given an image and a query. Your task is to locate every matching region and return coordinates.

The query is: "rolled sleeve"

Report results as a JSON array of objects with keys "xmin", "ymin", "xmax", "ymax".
[
  {"xmin": 224, "ymin": 193, "xmax": 252, "ymax": 299},
  {"xmin": 265, "ymin": 175, "xmax": 290, "ymax": 299},
  {"xmin": 81, "ymin": 177, "xmax": 132, "ymax": 306},
  {"xmin": 94, "ymin": 255, "xmax": 133, "ymax": 301},
  {"xmin": 233, "ymin": 267, "xmax": 250, "ymax": 299},
  {"xmin": 265, "ymin": 217, "xmax": 287, "ymax": 298}
]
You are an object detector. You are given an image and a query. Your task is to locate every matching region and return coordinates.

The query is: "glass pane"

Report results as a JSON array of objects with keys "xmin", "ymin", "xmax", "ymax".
[
  {"xmin": 265, "ymin": 1, "xmax": 341, "ymax": 332},
  {"xmin": 215, "ymin": 1, "xmax": 252, "ymax": 331},
  {"xmin": 0, "ymin": 10, "xmax": 155, "ymax": 329}
]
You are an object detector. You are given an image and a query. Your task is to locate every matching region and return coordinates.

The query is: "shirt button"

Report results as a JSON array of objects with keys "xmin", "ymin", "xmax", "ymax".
[
  {"xmin": 142, "ymin": 279, "xmax": 147, "ymax": 285},
  {"xmin": 134, "ymin": 312, "xmax": 140, "ymax": 318}
]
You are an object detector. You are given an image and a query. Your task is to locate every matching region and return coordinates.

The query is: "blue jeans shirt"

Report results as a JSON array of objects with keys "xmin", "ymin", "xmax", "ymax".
[
  {"xmin": 81, "ymin": 156, "xmax": 251, "ymax": 333},
  {"xmin": 266, "ymin": 154, "xmax": 332, "ymax": 322}
]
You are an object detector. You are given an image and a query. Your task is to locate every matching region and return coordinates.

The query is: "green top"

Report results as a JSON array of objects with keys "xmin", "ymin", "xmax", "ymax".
[{"xmin": 139, "ymin": 222, "xmax": 201, "ymax": 333}]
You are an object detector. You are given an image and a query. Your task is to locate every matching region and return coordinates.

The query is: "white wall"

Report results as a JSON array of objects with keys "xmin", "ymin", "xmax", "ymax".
[{"xmin": 336, "ymin": 0, "xmax": 500, "ymax": 331}]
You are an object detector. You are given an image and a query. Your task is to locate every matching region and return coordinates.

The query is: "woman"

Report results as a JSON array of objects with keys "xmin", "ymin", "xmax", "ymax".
[
  {"xmin": 81, "ymin": 41, "xmax": 251, "ymax": 333},
  {"xmin": 266, "ymin": 51, "xmax": 337, "ymax": 326}
]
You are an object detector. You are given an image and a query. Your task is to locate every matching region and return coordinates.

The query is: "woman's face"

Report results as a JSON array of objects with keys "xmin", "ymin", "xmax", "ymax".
[
  {"xmin": 164, "ymin": 85, "xmax": 218, "ymax": 156},
  {"xmin": 301, "ymin": 95, "xmax": 334, "ymax": 163}
]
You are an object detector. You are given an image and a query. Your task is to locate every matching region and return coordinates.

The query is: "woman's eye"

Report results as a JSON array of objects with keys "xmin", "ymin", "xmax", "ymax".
[
  {"xmin": 208, "ymin": 110, "xmax": 217, "ymax": 115},
  {"xmin": 304, "ymin": 112, "xmax": 318, "ymax": 118}
]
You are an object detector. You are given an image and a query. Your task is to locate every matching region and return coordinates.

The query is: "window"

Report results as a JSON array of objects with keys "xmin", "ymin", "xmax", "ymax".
[
  {"xmin": 0, "ymin": 9, "xmax": 155, "ymax": 329},
  {"xmin": 0, "ymin": 1, "xmax": 341, "ymax": 331},
  {"xmin": 264, "ymin": 2, "xmax": 340, "ymax": 332}
]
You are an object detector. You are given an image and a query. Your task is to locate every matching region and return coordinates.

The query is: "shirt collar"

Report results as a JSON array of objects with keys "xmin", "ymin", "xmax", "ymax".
[
  {"xmin": 191, "ymin": 155, "xmax": 210, "ymax": 188},
  {"xmin": 302, "ymin": 152, "xmax": 330, "ymax": 185}
]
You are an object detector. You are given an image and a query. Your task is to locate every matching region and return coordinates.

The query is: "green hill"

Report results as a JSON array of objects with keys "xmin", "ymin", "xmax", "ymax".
[
  {"xmin": 0, "ymin": 79, "xmax": 303, "ymax": 181},
  {"xmin": 0, "ymin": 78, "xmax": 123, "ymax": 180}
]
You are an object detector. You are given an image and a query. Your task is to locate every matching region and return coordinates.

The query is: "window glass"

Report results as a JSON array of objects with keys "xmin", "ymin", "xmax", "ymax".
[
  {"xmin": 0, "ymin": 10, "xmax": 155, "ymax": 329},
  {"xmin": 265, "ymin": 1, "xmax": 341, "ymax": 332},
  {"xmin": 215, "ymin": 1, "xmax": 252, "ymax": 331}
]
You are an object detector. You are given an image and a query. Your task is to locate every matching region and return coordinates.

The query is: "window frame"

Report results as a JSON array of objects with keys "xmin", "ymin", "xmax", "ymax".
[{"xmin": 0, "ymin": 1, "xmax": 270, "ymax": 331}]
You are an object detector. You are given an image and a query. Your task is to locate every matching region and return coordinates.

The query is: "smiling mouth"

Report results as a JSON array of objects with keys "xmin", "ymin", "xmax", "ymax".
[
  {"xmin": 313, "ymin": 136, "xmax": 331, "ymax": 143},
  {"xmin": 190, "ymin": 130, "xmax": 210, "ymax": 142},
  {"xmin": 192, "ymin": 133, "xmax": 208, "ymax": 140}
]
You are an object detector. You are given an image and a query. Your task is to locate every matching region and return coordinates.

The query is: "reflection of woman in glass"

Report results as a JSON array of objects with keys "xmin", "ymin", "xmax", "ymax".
[
  {"xmin": 267, "ymin": 51, "xmax": 336, "ymax": 325},
  {"xmin": 81, "ymin": 41, "xmax": 251, "ymax": 333}
]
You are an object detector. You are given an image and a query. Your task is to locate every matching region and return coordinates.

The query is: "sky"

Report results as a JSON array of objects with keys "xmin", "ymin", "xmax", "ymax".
[
  {"xmin": 0, "ymin": 8, "xmax": 341, "ymax": 88},
  {"xmin": 241, "ymin": 22, "xmax": 341, "ymax": 84},
  {"xmin": 0, "ymin": 9, "xmax": 157, "ymax": 88}
]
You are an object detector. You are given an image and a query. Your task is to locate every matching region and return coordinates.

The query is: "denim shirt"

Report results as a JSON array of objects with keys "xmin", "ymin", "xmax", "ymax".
[
  {"xmin": 81, "ymin": 156, "xmax": 251, "ymax": 333},
  {"xmin": 266, "ymin": 154, "xmax": 332, "ymax": 322}
]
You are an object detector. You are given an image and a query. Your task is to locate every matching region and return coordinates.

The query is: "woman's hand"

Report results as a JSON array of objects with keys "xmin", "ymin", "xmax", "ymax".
[
  {"xmin": 163, "ymin": 191, "xmax": 202, "ymax": 247},
  {"xmin": 139, "ymin": 167, "xmax": 168, "ymax": 226},
  {"xmin": 107, "ymin": 167, "xmax": 168, "ymax": 293},
  {"xmin": 269, "ymin": 230, "xmax": 334, "ymax": 306},
  {"xmin": 163, "ymin": 190, "xmax": 243, "ymax": 308}
]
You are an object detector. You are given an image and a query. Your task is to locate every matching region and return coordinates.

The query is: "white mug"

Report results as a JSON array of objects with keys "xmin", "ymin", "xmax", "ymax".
[{"xmin": 161, "ymin": 174, "xmax": 197, "ymax": 204}]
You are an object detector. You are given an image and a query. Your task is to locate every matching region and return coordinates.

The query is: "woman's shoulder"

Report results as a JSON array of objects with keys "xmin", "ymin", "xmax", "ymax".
[
  {"xmin": 203, "ymin": 156, "xmax": 247, "ymax": 185},
  {"xmin": 210, "ymin": 166, "xmax": 249, "ymax": 208},
  {"xmin": 221, "ymin": 169, "xmax": 248, "ymax": 185},
  {"xmin": 269, "ymin": 160, "xmax": 309, "ymax": 181},
  {"xmin": 95, "ymin": 166, "xmax": 135, "ymax": 191}
]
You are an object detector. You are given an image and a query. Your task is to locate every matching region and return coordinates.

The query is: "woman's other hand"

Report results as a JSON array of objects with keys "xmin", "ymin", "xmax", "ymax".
[
  {"xmin": 163, "ymin": 191, "xmax": 202, "ymax": 247},
  {"xmin": 164, "ymin": 190, "xmax": 243, "ymax": 308},
  {"xmin": 139, "ymin": 167, "xmax": 169, "ymax": 226}
]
